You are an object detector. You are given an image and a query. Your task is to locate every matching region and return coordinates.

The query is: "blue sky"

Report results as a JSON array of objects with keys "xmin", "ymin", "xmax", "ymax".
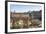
[{"xmin": 10, "ymin": 4, "xmax": 42, "ymax": 12}]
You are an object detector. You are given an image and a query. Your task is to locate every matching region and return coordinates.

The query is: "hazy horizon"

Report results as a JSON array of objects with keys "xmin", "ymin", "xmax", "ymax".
[{"xmin": 10, "ymin": 4, "xmax": 42, "ymax": 13}]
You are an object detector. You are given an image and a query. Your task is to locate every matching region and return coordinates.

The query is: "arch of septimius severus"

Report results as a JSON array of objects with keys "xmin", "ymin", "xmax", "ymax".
[{"xmin": 10, "ymin": 12, "xmax": 32, "ymax": 29}]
